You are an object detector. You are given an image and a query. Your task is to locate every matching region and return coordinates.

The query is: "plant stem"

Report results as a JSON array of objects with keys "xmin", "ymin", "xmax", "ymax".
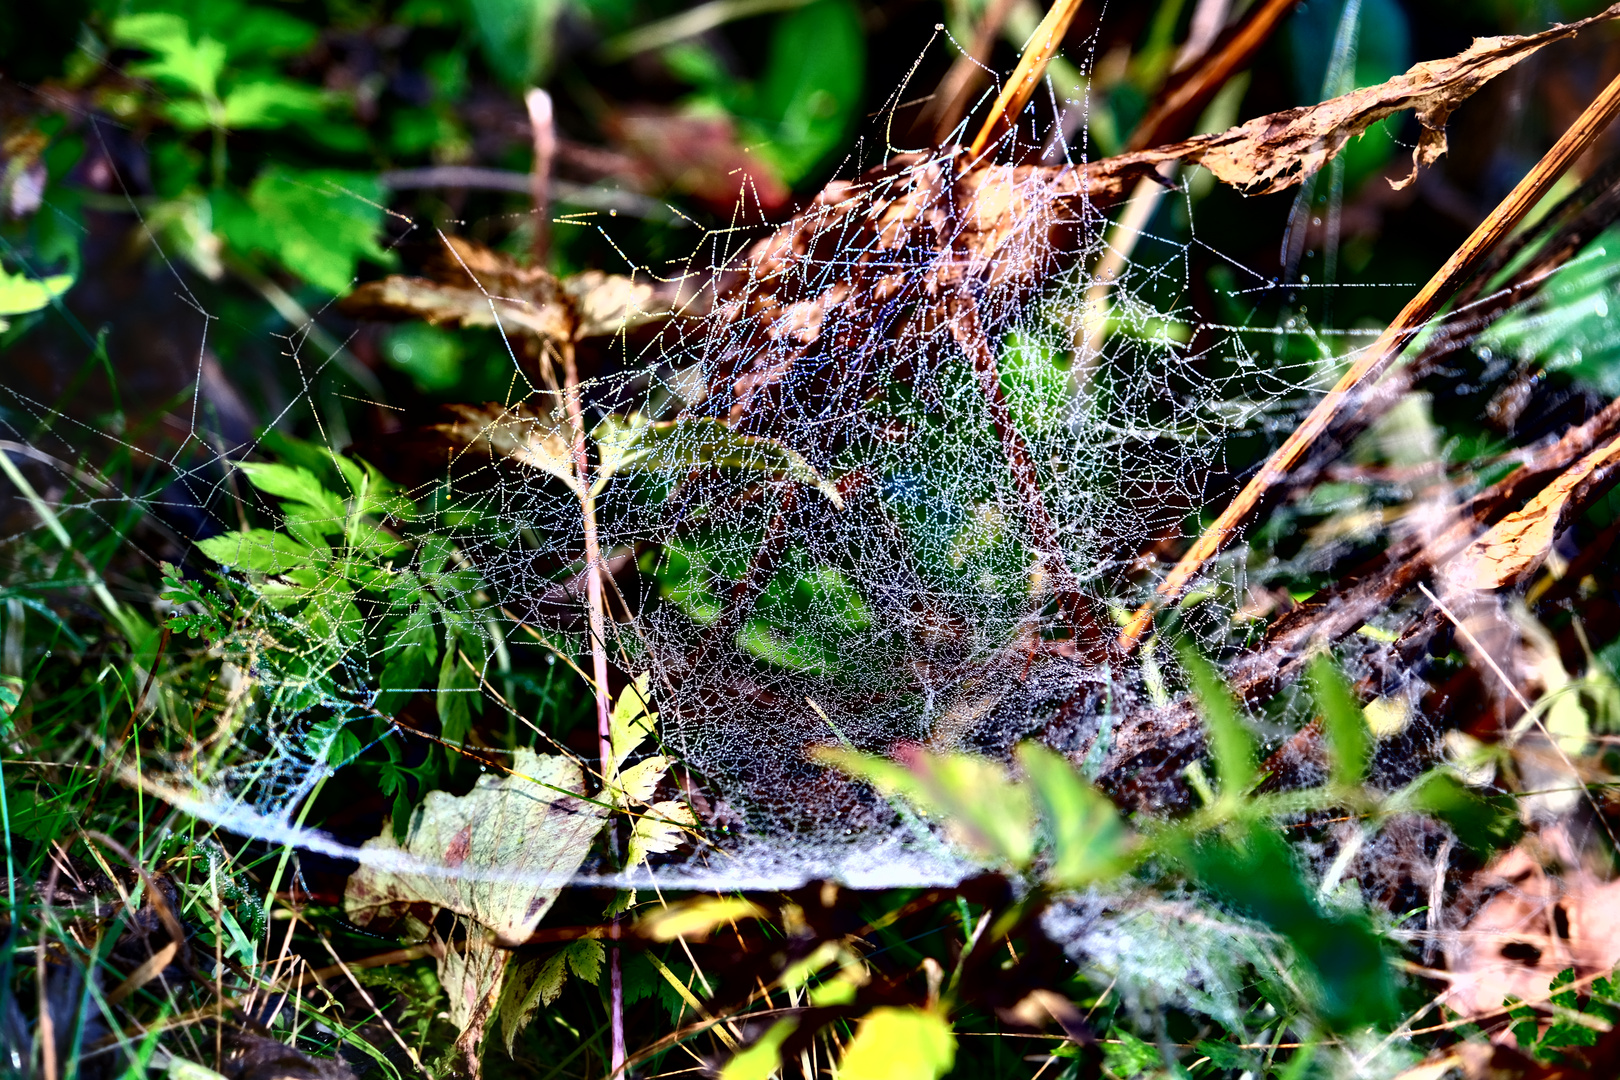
[{"xmin": 559, "ymin": 338, "xmax": 627, "ymax": 1075}]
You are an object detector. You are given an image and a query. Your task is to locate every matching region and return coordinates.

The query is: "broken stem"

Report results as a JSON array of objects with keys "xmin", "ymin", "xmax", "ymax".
[
  {"xmin": 950, "ymin": 294, "xmax": 1105, "ymax": 655},
  {"xmin": 1120, "ymin": 63, "xmax": 1620, "ymax": 653}
]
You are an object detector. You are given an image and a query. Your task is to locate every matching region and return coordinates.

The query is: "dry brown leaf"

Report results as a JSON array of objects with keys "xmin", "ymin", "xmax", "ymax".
[
  {"xmin": 342, "ymin": 236, "xmax": 670, "ymax": 342},
  {"xmin": 1444, "ymin": 839, "xmax": 1620, "ymax": 1024},
  {"xmin": 1450, "ymin": 434, "xmax": 1620, "ymax": 591},
  {"xmin": 1085, "ymin": 4, "xmax": 1620, "ymax": 197},
  {"xmin": 432, "ymin": 402, "xmax": 579, "ymax": 491}
]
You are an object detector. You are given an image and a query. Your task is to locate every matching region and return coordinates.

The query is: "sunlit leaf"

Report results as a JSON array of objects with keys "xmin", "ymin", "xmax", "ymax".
[
  {"xmin": 196, "ymin": 529, "xmax": 318, "ymax": 574},
  {"xmin": 627, "ymin": 799, "xmax": 696, "ymax": 868},
  {"xmin": 720, "ymin": 1019, "xmax": 798, "ymax": 1080},
  {"xmin": 0, "ymin": 265, "xmax": 73, "ymax": 316},
  {"xmin": 214, "ymin": 167, "xmax": 391, "ymax": 294},
  {"xmin": 836, "ymin": 1007, "xmax": 955, "ymax": 1080},
  {"xmin": 637, "ymin": 896, "xmax": 767, "ymax": 942}
]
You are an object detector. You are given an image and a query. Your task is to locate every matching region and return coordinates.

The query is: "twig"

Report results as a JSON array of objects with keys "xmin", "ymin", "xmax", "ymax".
[
  {"xmin": 965, "ymin": 0, "xmax": 1085, "ymax": 163},
  {"xmin": 526, "ymin": 90, "xmax": 555, "ymax": 266},
  {"xmin": 1120, "ymin": 64, "xmax": 1620, "ymax": 652},
  {"xmin": 948, "ymin": 293, "xmax": 1107, "ymax": 655}
]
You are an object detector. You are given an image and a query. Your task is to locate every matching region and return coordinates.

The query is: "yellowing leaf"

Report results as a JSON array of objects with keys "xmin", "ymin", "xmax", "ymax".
[
  {"xmin": 344, "ymin": 749, "xmax": 606, "ymax": 944},
  {"xmin": 613, "ymin": 755, "xmax": 672, "ymax": 807},
  {"xmin": 817, "ymin": 746, "xmax": 1036, "ymax": 869},
  {"xmin": 433, "ymin": 402, "xmax": 580, "ymax": 494},
  {"xmin": 627, "ymin": 800, "xmax": 697, "ymax": 869},
  {"xmin": 1451, "ymin": 435, "xmax": 1620, "ymax": 591},
  {"xmin": 637, "ymin": 896, "xmax": 767, "ymax": 942},
  {"xmin": 0, "ymin": 265, "xmax": 73, "ymax": 318},
  {"xmin": 836, "ymin": 1007, "xmax": 955, "ymax": 1080},
  {"xmin": 609, "ymin": 672, "xmax": 657, "ymax": 777}
]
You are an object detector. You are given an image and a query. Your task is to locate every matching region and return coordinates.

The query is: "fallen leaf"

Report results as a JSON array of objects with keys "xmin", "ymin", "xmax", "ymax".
[
  {"xmin": 345, "ymin": 749, "xmax": 605, "ymax": 942},
  {"xmin": 344, "ymin": 749, "xmax": 606, "ymax": 1070},
  {"xmin": 1449, "ymin": 435, "xmax": 1620, "ymax": 591}
]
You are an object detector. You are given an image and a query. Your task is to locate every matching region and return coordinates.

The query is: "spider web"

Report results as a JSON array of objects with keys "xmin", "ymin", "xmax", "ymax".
[{"xmin": 2, "ymin": 55, "xmax": 1424, "ymax": 892}]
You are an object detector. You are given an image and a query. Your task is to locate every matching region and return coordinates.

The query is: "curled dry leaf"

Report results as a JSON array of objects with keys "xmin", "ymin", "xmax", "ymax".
[
  {"xmin": 1449, "ymin": 434, "xmax": 1620, "ymax": 591},
  {"xmin": 342, "ymin": 235, "xmax": 671, "ymax": 342},
  {"xmin": 1085, "ymin": 4, "xmax": 1620, "ymax": 197},
  {"xmin": 1444, "ymin": 839, "xmax": 1620, "ymax": 1024},
  {"xmin": 433, "ymin": 402, "xmax": 579, "ymax": 492}
]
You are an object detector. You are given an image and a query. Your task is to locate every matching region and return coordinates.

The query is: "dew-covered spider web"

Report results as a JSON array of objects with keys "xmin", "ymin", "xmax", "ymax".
[{"xmin": 3, "ymin": 51, "xmax": 1458, "ymax": 893}]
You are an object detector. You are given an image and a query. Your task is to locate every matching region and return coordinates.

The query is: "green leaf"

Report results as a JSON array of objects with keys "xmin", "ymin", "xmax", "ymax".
[
  {"xmin": 1403, "ymin": 772, "xmax": 1520, "ymax": 854},
  {"xmin": 236, "ymin": 462, "xmax": 347, "ymax": 520},
  {"xmin": 436, "ymin": 641, "xmax": 481, "ymax": 747},
  {"xmin": 1103, "ymin": 1029, "xmax": 1162, "ymax": 1078},
  {"xmin": 0, "ymin": 264, "xmax": 73, "ymax": 316},
  {"xmin": 1178, "ymin": 825, "xmax": 1398, "ymax": 1028},
  {"xmin": 0, "ymin": 675, "xmax": 24, "ymax": 734},
  {"xmin": 1176, "ymin": 639, "xmax": 1256, "ymax": 802},
  {"xmin": 748, "ymin": 0, "xmax": 864, "ymax": 182},
  {"xmin": 196, "ymin": 529, "xmax": 317, "ymax": 574},
  {"xmin": 498, "ymin": 938, "xmax": 605, "ymax": 1055},
  {"xmin": 468, "ymin": 0, "xmax": 567, "ymax": 86},
  {"xmin": 214, "ymin": 167, "xmax": 391, "ymax": 294},
  {"xmin": 836, "ymin": 1007, "xmax": 955, "ymax": 1080},
  {"xmin": 112, "ymin": 13, "xmax": 225, "ymax": 101},
  {"xmin": 1015, "ymin": 743, "xmax": 1128, "ymax": 887},
  {"xmin": 221, "ymin": 78, "xmax": 330, "ymax": 128},
  {"xmin": 1308, "ymin": 653, "xmax": 1371, "ymax": 790},
  {"xmin": 721, "ymin": 1019, "xmax": 798, "ymax": 1080},
  {"xmin": 819, "ymin": 747, "xmax": 1036, "ymax": 869}
]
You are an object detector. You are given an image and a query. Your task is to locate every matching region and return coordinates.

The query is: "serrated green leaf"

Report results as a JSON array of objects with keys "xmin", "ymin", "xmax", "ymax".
[
  {"xmin": 214, "ymin": 167, "xmax": 391, "ymax": 294},
  {"xmin": 221, "ymin": 78, "xmax": 329, "ymax": 128},
  {"xmin": 113, "ymin": 13, "xmax": 225, "ymax": 101},
  {"xmin": 196, "ymin": 529, "xmax": 318, "ymax": 574},
  {"xmin": 236, "ymin": 462, "xmax": 346, "ymax": 519}
]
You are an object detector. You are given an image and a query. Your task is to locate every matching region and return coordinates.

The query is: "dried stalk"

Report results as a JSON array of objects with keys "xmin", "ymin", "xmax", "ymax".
[
  {"xmin": 1119, "ymin": 63, "xmax": 1620, "ymax": 653},
  {"xmin": 965, "ymin": 0, "xmax": 1085, "ymax": 162},
  {"xmin": 926, "ymin": 0, "xmax": 1022, "ymax": 144},
  {"xmin": 1101, "ymin": 394, "xmax": 1620, "ymax": 804},
  {"xmin": 1125, "ymin": 0, "xmax": 1299, "ymax": 152}
]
